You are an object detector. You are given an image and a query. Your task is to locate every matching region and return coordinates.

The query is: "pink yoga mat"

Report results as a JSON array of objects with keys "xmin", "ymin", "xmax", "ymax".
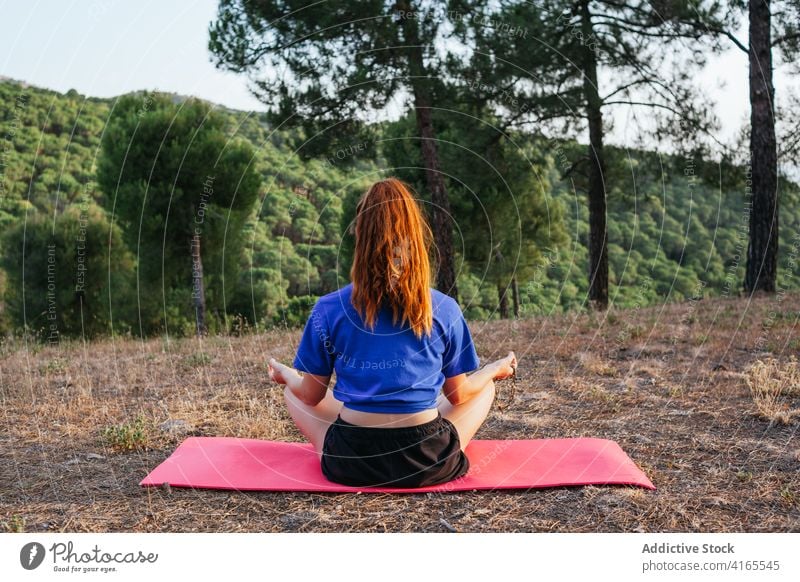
[{"xmin": 140, "ymin": 436, "xmax": 655, "ymax": 493}]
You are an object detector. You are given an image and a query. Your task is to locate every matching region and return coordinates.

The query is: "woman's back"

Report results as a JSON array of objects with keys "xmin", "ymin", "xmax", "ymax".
[
  {"xmin": 293, "ymin": 282, "xmax": 480, "ymax": 414},
  {"xmin": 274, "ymin": 176, "xmax": 513, "ymax": 488}
]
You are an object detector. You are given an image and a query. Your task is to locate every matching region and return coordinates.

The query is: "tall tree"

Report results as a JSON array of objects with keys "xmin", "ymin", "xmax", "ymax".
[
  {"xmin": 379, "ymin": 98, "xmax": 569, "ymax": 318},
  {"xmin": 97, "ymin": 93, "xmax": 261, "ymax": 336},
  {"xmin": 450, "ymin": 0, "xmax": 723, "ymax": 309},
  {"xmin": 746, "ymin": 0, "xmax": 779, "ymax": 293},
  {"xmin": 208, "ymin": 0, "xmax": 464, "ymax": 301},
  {"xmin": 703, "ymin": 0, "xmax": 800, "ymax": 293},
  {"xmin": 435, "ymin": 107, "xmax": 569, "ymax": 319}
]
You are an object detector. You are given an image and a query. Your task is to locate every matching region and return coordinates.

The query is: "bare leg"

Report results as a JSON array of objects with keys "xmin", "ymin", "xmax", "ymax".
[
  {"xmin": 437, "ymin": 379, "xmax": 496, "ymax": 452},
  {"xmin": 283, "ymin": 387, "xmax": 343, "ymax": 457}
]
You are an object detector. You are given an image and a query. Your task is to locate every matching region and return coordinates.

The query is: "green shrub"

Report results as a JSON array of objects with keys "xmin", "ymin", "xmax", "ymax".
[{"xmin": 102, "ymin": 416, "xmax": 148, "ymax": 451}]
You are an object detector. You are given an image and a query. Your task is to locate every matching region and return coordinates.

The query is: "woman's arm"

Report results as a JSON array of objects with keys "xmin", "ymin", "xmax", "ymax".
[
  {"xmin": 268, "ymin": 358, "xmax": 331, "ymax": 406},
  {"xmin": 442, "ymin": 351, "xmax": 516, "ymax": 406}
]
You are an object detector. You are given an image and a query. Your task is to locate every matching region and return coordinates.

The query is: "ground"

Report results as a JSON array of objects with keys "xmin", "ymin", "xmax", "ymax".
[{"xmin": 1, "ymin": 291, "xmax": 799, "ymax": 532}]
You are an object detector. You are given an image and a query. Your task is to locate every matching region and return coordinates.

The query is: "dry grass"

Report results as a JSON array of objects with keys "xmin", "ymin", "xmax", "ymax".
[
  {"xmin": 2, "ymin": 291, "xmax": 800, "ymax": 532},
  {"xmin": 576, "ymin": 350, "xmax": 619, "ymax": 377},
  {"xmin": 744, "ymin": 356, "xmax": 800, "ymax": 425}
]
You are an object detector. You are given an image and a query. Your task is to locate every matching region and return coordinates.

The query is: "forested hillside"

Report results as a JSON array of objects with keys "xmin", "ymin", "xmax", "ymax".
[
  {"xmin": 0, "ymin": 79, "xmax": 371, "ymax": 337},
  {"xmin": 1, "ymin": 78, "xmax": 798, "ymax": 338}
]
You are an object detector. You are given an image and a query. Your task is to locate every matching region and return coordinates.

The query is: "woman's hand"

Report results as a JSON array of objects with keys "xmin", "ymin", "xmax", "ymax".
[
  {"xmin": 268, "ymin": 357, "xmax": 296, "ymax": 386},
  {"xmin": 268, "ymin": 357, "xmax": 330, "ymax": 406},
  {"xmin": 491, "ymin": 351, "xmax": 517, "ymax": 380}
]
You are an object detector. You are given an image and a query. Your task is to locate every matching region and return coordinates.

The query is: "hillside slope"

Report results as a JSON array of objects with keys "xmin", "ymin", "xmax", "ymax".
[{"xmin": 1, "ymin": 78, "xmax": 799, "ymax": 335}]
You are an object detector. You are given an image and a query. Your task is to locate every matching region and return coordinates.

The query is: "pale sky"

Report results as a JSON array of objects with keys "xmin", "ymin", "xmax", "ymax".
[
  {"xmin": 0, "ymin": 0, "xmax": 795, "ymax": 157},
  {"xmin": 0, "ymin": 0, "xmax": 266, "ymax": 111}
]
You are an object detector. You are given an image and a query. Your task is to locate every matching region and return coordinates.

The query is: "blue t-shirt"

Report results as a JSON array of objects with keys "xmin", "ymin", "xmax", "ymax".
[{"xmin": 292, "ymin": 283, "xmax": 480, "ymax": 413}]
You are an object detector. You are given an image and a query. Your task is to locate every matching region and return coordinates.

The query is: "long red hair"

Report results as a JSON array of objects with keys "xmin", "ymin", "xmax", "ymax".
[{"xmin": 350, "ymin": 178, "xmax": 434, "ymax": 339}]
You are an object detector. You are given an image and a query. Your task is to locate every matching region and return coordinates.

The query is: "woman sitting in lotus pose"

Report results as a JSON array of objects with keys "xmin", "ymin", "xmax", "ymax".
[{"xmin": 268, "ymin": 177, "xmax": 517, "ymax": 488}]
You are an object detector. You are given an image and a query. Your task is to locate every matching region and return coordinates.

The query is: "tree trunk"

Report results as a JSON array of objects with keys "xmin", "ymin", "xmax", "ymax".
[
  {"xmin": 745, "ymin": 0, "xmax": 778, "ymax": 293},
  {"xmin": 192, "ymin": 233, "xmax": 207, "ymax": 336},
  {"xmin": 511, "ymin": 275, "xmax": 520, "ymax": 317},
  {"xmin": 581, "ymin": 1, "xmax": 609, "ymax": 310},
  {"xmin": 498, "ymin": 282, "xmax": 509, "ymax": 319},
  {"xmin": 398, "ymin": 1, "xmax": 459, "ymax": 302},
  {"xmin": 413, "ymin": 97, "xmax": 459, "ymax": 301}
]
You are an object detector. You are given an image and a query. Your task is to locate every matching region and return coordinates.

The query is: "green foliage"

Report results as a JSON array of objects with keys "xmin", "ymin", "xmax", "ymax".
[
  {"xmin": 1, "ymin": 79, "xmax": 799, "ymax": 337},
  {"xmin": 275, "ymin": 294, "xmax": 317, "ymax": 328},
  {"xmin": 380, "ymin": 107, "xmax": 571, "ymax": 308},
  {"xmin": 0, "ymin": 80, "xmax": 368, "ymax": 336},
  {"xmin": 457, "ymin": 270, "xmax": 503, "ymax": 320},
  {"xmin": 0, "ymin": 203, "xmax": 136, "ymax": 339},
  {"xmin": 185, "ymin": 351, "xmax": 213, "ymax": 367},
  {"xmin": 96, "ymin": 92, "xmax": 262, "ymax": 335},
  {"xmin": 208, "ymin": 0, "xmax": 448, "ymax": 160},
  {"xmin": 0, "ymin": 81, "xmax": 110, "ymax": 216},
  {"xmin": 101, "ymin": 416, "xmax": 148, "ymax": 452},
  {"xmin": 541, "ymin": 145, "xmax": 800, "ymax": 311}
]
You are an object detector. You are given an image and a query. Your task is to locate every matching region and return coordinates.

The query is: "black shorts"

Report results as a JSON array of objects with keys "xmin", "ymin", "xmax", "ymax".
[{"xmin": 320, "ymin": 410, "xmax": 470, "ymax": 488}]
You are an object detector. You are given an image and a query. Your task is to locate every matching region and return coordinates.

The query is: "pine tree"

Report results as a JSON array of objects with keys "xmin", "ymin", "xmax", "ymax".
[
  {"xmin": 208, "ymin": 0, "xmax": 472, "ymax": 301},
  {"xmin": 450, "ymin": 0, "xmax": 723, "ymax": 309},
  {"xmin": 96, "ymin": 93, "xmax": 261, "ymax": 336}
]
